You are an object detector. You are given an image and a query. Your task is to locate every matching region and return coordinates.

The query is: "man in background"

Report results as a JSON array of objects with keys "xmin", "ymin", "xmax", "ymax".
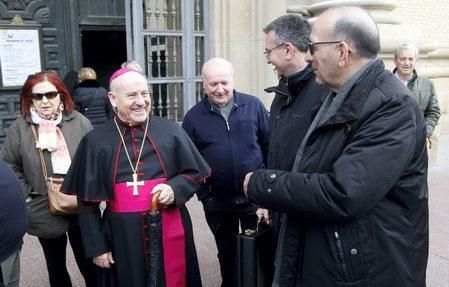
[{"xmin": 393, "ymin": 43, "xmax": 440, "ymax": 148}]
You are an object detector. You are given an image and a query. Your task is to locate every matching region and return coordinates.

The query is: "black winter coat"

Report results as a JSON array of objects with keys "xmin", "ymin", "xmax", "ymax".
[
  {"xmin": 265, "ymin": 66, "xmax": 329, "ymax": 236},
  {"xmin": 72, "ymin": 80, "xmax": 113, "ymax": 128},
  {"xmin": 265, "ymin": 65, "xmax": 329, "ymax": 171},
  {"xmin": 248, "ymin": 59, "xmax": 429, "ymax": 287}
]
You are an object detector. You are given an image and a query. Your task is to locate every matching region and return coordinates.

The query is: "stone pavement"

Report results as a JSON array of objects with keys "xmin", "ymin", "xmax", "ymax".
[
  {"xmin": 19, "ymin": 116, "xmax": 449, "ymax": 287},
  {"xmin": 426, "ymin": 114, "xmax": 449, "ymax": 287},
  {"xmin": 18, "ymin": 197, "xmax": 220, "ymax": 287}
]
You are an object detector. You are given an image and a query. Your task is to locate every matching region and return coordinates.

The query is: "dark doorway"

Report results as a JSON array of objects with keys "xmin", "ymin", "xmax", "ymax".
[{"xmin": 81, "ymin": 29, "xmax": 127, "ymax": 88}]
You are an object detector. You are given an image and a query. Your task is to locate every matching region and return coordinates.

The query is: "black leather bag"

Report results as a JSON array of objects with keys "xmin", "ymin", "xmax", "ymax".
[
  {"xmin": 26, "ymin": 193, "xmax": 69, "ymax": 239},
  {"xmin": 236, "ymin": 222, "xmax": 275, "ymax": 287}
]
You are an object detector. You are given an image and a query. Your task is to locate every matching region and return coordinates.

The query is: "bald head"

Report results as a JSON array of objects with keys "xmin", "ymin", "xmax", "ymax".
[
  {"xmin": 306, "ymin": 6, "xmax": 380, "ymax": 91},
  {"xmin": 109, "ymin": 70, "xmax": 147, "ymax": 93},
  {"xmin": 319, "ymin": 6, "xmax": 380, "ymax": 59},
  {"xmin": 202, "ymin": 58, "xmax": 235, "ymax": 80},
  {"xmin": 201, "ymin": 58, "xmax": 235, "ymax": 107},
  {"xmin": 108, "ymin": 70, "xmax": 151, "ymax": 126}
]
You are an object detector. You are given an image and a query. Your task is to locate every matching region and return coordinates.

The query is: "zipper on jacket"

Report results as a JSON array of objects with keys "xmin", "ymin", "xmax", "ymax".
[
  {"xmin": 334, "ymin": 231, "xmax": 349, "ymax": 281},
  {"xmin": 217, "ymin": 106, "xmax": 238, "ymax": 201}
]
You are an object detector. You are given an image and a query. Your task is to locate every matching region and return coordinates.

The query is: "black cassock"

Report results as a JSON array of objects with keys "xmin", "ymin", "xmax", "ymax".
[{"xmin": 62, "ymin": 116, "xmax": 210, "ymax": 287}]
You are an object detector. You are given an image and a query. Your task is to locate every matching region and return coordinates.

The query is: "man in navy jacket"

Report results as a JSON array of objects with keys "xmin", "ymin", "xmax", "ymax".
[{"xmin": 182, "ymin": 57, "xmax": 270, "ymax": 287}]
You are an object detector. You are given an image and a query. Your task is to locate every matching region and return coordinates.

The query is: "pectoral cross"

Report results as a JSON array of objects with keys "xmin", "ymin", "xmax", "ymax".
[{"xmin": 127, "ymin": 172, "xmax": 144, "ymax": 196}]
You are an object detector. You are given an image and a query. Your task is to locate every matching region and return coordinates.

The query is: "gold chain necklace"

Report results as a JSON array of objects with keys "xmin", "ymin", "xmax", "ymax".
[{"xmin": 114, "ymin": 116, "xmax": 150, "ymax": 195}]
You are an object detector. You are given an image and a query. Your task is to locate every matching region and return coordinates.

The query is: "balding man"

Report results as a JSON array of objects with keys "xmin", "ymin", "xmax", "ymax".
[
  {"xmin": 63, "ymin": 67, "xmax": 210, "ymax": 286},
  {"xmin": 182, "ymin": 58, "xmax": 270, "ymax": 287},
  {"xmin": 244, "ymin": 6, "xmax": 429, "ymax": 286}
]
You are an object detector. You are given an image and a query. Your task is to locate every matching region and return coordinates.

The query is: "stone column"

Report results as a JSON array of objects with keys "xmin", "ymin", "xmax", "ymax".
[{"xmin": 209, "ymin": 0, "xmax": 286, "ymax": 107}]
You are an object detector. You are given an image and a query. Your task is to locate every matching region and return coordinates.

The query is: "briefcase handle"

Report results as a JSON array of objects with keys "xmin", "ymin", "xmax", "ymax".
[
  {"xmin": 243, "ymin": 218, "xmax": 271, "ymax": 236},
  {"xmin": 258, "ymin": 218, "xmax": 273, "ymax": 234}
]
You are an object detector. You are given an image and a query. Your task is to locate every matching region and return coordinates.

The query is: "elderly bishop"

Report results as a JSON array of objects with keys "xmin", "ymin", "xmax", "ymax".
[{"xmin": 62, "ymin": 67, "xmax": 210, "ymax": 287}]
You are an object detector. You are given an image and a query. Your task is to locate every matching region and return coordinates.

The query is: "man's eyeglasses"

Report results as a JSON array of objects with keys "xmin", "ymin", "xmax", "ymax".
[
  {"xmin": 30, "ymin": 91, "xmax": 59, "ymax": 101},
  {"xmin": 308, "ymin": 40, "xmax": 341, "ymax": 55},
  {"xmin": 264, "ymin": 43, "xmax": 285, "ymax": 59}
]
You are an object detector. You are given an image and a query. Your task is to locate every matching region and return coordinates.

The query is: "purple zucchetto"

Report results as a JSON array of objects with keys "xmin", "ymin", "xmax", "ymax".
[{"xmin": 109, "ymin": 67, "xmax": 137, "ymax": 84}]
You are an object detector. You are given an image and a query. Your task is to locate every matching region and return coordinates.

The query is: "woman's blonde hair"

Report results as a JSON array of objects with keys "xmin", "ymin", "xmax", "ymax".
[{"xmin": 77, "ymin": 67, "xmax": 97, "ymax": 82}]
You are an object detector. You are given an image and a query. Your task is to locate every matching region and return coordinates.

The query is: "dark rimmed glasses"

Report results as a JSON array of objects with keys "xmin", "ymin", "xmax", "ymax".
[
  {"xmin": 308, "ymin": 40, "xmax": 341, "ymax": 55},
  {"xmin": 30, "ymin": 91, "xmax": 59, "ymax": 101},
  {"xmin": 264, "ymin": 43, "xmax": 286, "ymax": 59}
]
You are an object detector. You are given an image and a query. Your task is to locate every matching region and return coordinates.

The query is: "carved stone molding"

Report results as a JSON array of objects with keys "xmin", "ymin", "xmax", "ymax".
[
  {"xmin": 34, "ymin": 7, "xmax": 50, "ymax": 24},
  {"xmin": 290, "ymin": 0, "xmax": 400, "ymax": 24},
  {"xmin": 1, "ymin": 0, "xmax": 33, "ymax": 11},
  {"xmin": 288, "ymin": 0, "xmax": 444, "ymax": 56},
  {"xmin": 10, "ymin": 14, "xmax": 25, "ymax": 24},
  {"xmin": 0, "ymin": 0, "xmax": 46, "ymax": 23}
]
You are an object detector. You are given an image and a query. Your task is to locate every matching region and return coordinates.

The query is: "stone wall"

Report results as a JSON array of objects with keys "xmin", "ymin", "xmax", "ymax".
[
  {"xmin": 209, "ymin": 1, "xmax": 285, "ymax": 107},
  {"xmin": 209, "ymin": 0, "xmax": 448, "ymax": 163}
]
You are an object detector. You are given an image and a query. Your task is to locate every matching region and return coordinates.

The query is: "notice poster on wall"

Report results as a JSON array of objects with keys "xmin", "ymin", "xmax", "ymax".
[{"xmin": 0, "ymin": 27, "xmax": 42, "ymax": 87}]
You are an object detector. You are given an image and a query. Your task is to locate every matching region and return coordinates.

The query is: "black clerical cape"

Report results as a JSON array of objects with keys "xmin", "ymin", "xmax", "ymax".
[{"xmin": 62, "ymin": 116, "xmax": 210, "ymax": 287}]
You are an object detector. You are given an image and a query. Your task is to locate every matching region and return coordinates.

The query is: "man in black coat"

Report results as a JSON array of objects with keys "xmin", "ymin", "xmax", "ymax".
[
  {"xmin": 260, "ymin": 13, "xmax": 329, "ymax": 227},
  {"xmin": 245, "ymin": 6, "xmax": 429, "ymax": 287}
]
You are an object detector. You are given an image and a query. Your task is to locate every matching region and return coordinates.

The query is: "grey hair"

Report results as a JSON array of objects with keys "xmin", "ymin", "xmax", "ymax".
[
  {"xmin": 329, "ymin": 7, "xmax": 380, "ymax": 58},
  {"xmin": 121, "ymin": 59, "xmax": 144, "ymax": 74},
  {"xmin": 394, "ymin": 44, "xmax": 419, "ymax": 60},
  {"xmin": 263, "ymin": 14, "xmax": 311, "ymax": 53}
]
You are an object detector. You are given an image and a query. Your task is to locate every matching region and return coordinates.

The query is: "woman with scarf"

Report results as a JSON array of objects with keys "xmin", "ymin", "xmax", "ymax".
[{"xmin": 1, "ymin": 71, "xmax": 97, "ymax": 287}]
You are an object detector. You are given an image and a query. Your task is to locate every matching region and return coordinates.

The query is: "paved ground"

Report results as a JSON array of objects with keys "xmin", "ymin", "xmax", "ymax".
[
  {"xmin": 18, "ymin": 197, "xmax": 220, "ymax": 287},
  {"xmin": 19, "ymin": 115, "xmax": 449, "ymax": 287}
]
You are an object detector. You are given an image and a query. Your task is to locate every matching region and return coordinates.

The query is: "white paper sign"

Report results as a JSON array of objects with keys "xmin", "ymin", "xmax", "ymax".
[{"xmin": 0, "ymin": 28, "xmax": 42, "ymax": 87}]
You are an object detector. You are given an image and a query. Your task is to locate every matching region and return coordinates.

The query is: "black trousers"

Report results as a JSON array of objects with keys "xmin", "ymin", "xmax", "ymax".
[
  {"xmin": 204, "ymin": 200, "xmax": 257, "ymax": 287},
  {"xmin": 38, "ymin": 222, "xmax": 98, "ymax": 287}
]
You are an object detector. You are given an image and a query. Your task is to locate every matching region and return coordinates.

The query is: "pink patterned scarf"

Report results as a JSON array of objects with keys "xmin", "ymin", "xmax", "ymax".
[{"xmin": 30, "ymin": 103, "xmax": 71, "ymax": 174}]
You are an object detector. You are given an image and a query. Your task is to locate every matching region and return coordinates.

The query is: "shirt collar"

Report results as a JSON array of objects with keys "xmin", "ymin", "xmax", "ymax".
[
  {"xmin": 115, "ymin": 114, "xmax": 150, "ymax": 129},
  {"xmin": 394, "ymin": 71, "xmax": 411, "ymax": 86}
]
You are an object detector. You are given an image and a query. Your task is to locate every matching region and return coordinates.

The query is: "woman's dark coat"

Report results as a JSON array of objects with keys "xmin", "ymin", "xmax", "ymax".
[{"xmin": 72, "ymin": 80, "xmax": 113, "ymax": 128}]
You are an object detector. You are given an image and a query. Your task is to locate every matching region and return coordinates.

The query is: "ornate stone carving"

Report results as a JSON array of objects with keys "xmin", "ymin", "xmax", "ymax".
[
  {"xmin": 289, "ymin": 0, "xmax": 400, "ymax": 24},
  {"xmin": 10, "ymin": 14, "xmax": 25, "ymax": 25},
  {"xmin": 34, "ymin": 7, "xmax": 50, "ymax": 24},
  {"xmin": 1, "ymin": 0, "xmax": 33, "ymax": 11}
]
